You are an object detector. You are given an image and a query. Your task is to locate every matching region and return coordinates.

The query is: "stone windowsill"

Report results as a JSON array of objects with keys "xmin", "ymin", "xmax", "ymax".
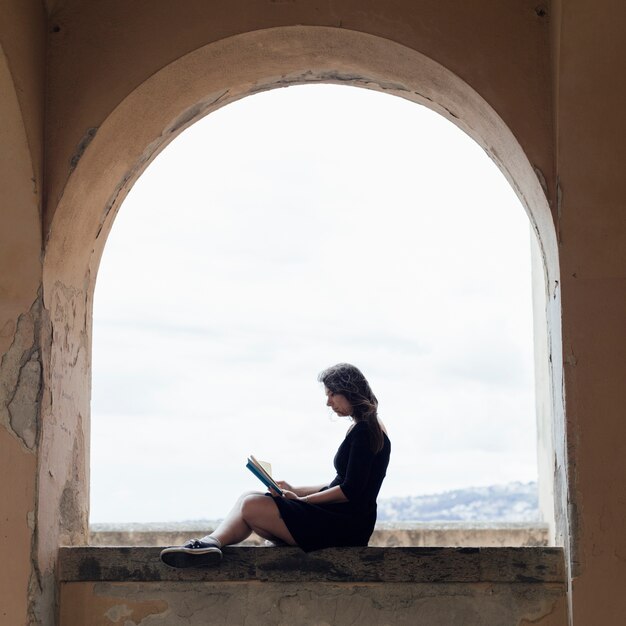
[{"xmin": 58, "ymin": 546, "xmax": 565, "ymax": 585}]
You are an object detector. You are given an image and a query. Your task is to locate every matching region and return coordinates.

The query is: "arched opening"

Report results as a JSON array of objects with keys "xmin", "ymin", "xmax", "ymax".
[
  {"xmin": 41, "ymin": 25, "xmax": 564, "ymax": 565},
  {"xmin": 90, "ymin": 83, "xmax": 541, "ymax": 531}
]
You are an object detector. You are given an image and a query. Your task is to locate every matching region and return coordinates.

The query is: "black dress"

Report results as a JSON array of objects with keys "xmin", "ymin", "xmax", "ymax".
[{"xmin": 272, "ymin": 421, "xmax": 391, "ymax": 552}]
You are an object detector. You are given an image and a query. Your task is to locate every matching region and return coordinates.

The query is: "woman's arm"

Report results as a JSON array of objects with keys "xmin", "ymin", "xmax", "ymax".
[
  {"xmin": 298, "ymin": 485, "xmax": 348, "ymax": 504},
  {"xmin": 275, "ymin": 482, "xmax": 329, "ymax": 497},
  {"xmin": 276, "ymin": 485, "xmax": 348, "ymax": 504}
]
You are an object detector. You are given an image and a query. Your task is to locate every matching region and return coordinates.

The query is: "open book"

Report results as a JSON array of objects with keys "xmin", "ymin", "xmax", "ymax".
[{"xmin": 246, "ymin": 455, "xmax": 284, "ymax": 496}]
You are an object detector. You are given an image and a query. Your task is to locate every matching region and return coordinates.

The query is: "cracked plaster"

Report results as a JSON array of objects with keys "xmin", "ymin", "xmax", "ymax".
[
  {"xmin": 0, "ymin": 293, "xmax": 43, "ymax": 452},
  {"xmin": 0, "ymin": 296, "xmax": 42, "ymax": 626}
]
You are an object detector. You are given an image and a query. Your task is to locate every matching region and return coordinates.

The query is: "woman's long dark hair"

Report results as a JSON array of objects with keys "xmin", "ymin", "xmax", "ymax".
[{"xmin": 318, "ymin": 363, "xmax": 384, "ymax": 454}]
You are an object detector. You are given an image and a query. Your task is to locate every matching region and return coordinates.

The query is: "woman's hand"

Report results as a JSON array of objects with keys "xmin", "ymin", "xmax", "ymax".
[
  {"xmin": 275, "ymin": 480, "xmax": 294, "ymax": 491},
  {"xmin": 268, "ymin": 485, "xmax": 299, "ymax": 499}
]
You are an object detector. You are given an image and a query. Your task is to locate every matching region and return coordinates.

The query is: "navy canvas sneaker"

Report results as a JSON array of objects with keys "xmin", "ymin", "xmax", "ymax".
[{"xmin": 160, "ymin": 538, "xmax": 223, "ymax": 568}]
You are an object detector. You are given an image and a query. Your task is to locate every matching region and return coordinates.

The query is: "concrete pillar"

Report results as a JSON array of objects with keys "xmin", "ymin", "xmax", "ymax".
[{"xmin": 555, "ymin": 1, "xmax": 626, "ymax": 622}]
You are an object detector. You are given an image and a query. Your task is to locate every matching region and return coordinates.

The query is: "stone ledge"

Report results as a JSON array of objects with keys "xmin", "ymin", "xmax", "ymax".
[
  {"xmin": 89, "ymin": 521, "xmax": 549, "ymax": 548},
  {"xmin": 58, "ymin": 546, "xmax": 565, "ymax": 585}
]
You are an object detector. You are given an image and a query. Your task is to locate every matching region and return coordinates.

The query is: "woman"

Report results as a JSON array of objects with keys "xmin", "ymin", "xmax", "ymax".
[{"xmin": 160, "ymin": 363, "xmax": 391, "ymax": 567}]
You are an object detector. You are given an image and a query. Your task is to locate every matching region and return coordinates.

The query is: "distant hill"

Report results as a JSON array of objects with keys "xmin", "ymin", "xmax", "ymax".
[{"xmin": 377, "ymin": 481, "xmax": 539, "ymax": 522}]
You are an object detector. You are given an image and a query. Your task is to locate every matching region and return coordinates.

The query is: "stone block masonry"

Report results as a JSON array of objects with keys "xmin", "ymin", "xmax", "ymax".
[{"xmin": 58, "ymin": 546, "xmax": 567, "ymax": 625}]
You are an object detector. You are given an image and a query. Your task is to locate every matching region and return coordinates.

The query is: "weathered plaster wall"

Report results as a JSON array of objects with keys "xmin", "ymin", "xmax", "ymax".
[
  {"xmin": 554, "ymin": 1, "xmax": 626, "ymax": 623},
  {"xmin": 35, "ymin": 280, "xmax": 91, "ymax": 625},
  {"xmin": 0, "ymin": 0, "xmax": 46, "ymax": 197},
  {"xmin": 59, "ymin": 581, "xmax": 568, "ymax": 626},
  {"xmin": 0, "ymin": 3, "xmax": 45, "ymax": 624},
  {"xmin": 43, "ymin": 0, "xmax": 555, "ymax": 229},
  {"xmin": 57, "ymin": 546, "xmax": 568, "ymax": 626},
  {"xmin": 0, "ymin": 0, "xmax": 45, "ymax": 364}
]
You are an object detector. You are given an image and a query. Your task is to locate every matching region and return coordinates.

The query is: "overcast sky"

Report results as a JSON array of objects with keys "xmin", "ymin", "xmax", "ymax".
[{"xmin": 90, "ymin": 84, "xmax": 538, "ymax": 524}]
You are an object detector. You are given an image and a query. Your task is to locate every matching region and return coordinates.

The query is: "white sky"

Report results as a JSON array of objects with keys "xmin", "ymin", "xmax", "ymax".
[{"xmin": 90, "ymin": 84, "xmax": 538, "ymax": 524}]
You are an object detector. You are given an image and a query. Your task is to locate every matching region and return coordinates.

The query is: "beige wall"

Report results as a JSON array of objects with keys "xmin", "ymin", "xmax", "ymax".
[
  {"xmin": 43, "ymin": 0, "xmax": 555, "ymax": 229},
  {"xmin": 0, "ymin": 2, "xmax": 45, "ymax": 624},
  {"xmin": 57, "ymin": 545, "xmax": 567, "ymax": 625},
  {"xmin": 554, "ymin": 1, "xmax": 626, "ymax": 622},
  {"xmin": 59, "ymin": 581, "xmax": 568, "ymax": 626},
  {"xmin": 0, "ymin": 1, "xmax": 625, "ymax": 624}
]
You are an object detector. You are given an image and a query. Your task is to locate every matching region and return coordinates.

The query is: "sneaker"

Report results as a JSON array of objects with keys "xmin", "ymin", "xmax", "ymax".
[{"xmin": 160, "ymin": 538, "xmax": 223, "ymax": 568}]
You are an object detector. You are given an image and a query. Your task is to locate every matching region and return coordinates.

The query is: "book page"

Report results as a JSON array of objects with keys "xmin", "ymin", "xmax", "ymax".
[
  {"xmin": 250, "ymin": 455, "xmax": 273, "ymax": 478},
  {"xmin": 257, "ymin": 459, "xmax": 272, "ymax": 476}
]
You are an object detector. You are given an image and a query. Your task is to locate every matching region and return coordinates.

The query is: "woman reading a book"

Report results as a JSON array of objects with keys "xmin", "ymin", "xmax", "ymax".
[{"xmin": 160, "ymin": 363, "xmax": 391, "ymax": 567}]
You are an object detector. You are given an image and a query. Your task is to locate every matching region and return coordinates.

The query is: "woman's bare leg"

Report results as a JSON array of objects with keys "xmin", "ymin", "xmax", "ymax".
[
  {"xmin": 207, "ymin": 490, "xmax": 260, "ymax": 546},
  {"xmin": 209, "ymin": 493, "xmax": 296, "ymax": 546},
  {"xmin": 240, "ymin": 494, "xmax": 297, "ymax": 545},
  {"xmin": 160, "ymin": 492, "xmax": 297, "ymax": 568}
]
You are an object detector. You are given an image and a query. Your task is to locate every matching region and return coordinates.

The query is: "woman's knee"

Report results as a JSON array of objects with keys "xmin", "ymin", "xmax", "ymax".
[
  {"xmin": 240, "ymin": 495, "xmax": 296, "ymax": 545},
  {"xmin": 232, "ymin": 490, "xmax": 261, "ymax": 511},
  {"xmin": 240, "ymin": 494, "xmax": 272, "ymax": 522},
  {"xmin": 237, "ymin": 490, "xmax": 261, "ymax": 503}
]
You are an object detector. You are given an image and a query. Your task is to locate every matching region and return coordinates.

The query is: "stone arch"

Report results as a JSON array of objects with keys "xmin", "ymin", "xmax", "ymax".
[{"xmin": 41, "ymin": 24, "xmax": 565, "ymax": 565}]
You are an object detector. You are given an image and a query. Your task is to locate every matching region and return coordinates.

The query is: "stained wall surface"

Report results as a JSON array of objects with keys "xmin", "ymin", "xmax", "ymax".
[
  {"xmin": 552, "ymin": 0, "xmax": 626, "ymax": 621},
  {"xmin": 0, "ymin": 1, "xmax": 625, "ymax": 624},
  {"xmin": 59, "ymin": 581, "xmax": 568, "ymax": 626},
  {"xmin": 56, "ymin": 546, "xmax": 568, "ymax": 626},
  {"xmin": 0, "ymin": 1, "xmax": 45, "ymax": 624},
  {"xmin": 43, "ymin": 0, "xmax": 555, "ymax": 230}
]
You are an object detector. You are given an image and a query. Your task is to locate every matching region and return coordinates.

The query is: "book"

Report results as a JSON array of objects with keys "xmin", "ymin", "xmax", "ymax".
[{"xmin": 246, "ymin": 455, "xmax": 284, "ymax": 496}]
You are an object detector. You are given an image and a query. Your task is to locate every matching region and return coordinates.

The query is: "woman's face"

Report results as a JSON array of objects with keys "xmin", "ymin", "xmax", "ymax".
[{"xmin": 325, "ymin": 388, "xmax": 353, "ymax": 417}]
